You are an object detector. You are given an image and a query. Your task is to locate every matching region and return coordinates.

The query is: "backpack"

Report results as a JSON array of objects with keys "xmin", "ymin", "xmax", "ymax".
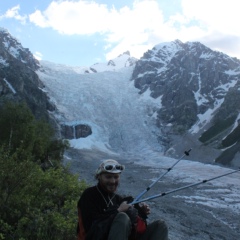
[{"xmin": 77, "ymin": 207, "xmax": 116, "ymax": 240}]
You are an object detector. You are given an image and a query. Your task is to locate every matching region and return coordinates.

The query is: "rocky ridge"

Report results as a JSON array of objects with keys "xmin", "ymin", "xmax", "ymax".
[
  {"xmin": 131, "ymin": 40, "xmax": 240, "ymax": 166},
  {"xmin": 0, "ymin": 28, "xmax": 53, "ymax": 120}
]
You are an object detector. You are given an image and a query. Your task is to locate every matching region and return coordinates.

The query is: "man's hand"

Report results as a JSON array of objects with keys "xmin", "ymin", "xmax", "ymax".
[
  {"xmin": 117, "ymin": 201, "xmax": 131, "ymax": 212},
  {"xmin": 138, "ymin": 202, "xmax": 150, "ymax": 215},
  {"xmin": 126, "ymin": 206, "xmax": 138, "ymax": 224}
]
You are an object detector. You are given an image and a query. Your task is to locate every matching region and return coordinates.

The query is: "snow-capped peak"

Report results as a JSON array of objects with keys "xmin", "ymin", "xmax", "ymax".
[
  {"xmin": 89, "ymin": 51, "xmax": 138, "ymax": 73},
  {"xmin": 39, "ymin": 51, "xmax": 138, "ymax": 75}
]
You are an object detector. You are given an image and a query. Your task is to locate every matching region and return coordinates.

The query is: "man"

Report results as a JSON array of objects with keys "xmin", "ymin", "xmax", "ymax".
[{"xmin": 77, "ymin": 159, "xmax": 168, "ymax": 240}]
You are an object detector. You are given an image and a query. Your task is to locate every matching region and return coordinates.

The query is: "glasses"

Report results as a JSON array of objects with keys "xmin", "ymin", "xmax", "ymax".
[{"xmin": 103, "ymin": 164, "xmax": 124, "ymax": 171}]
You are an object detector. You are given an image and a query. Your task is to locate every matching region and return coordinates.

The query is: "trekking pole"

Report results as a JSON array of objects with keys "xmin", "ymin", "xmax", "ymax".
[
  {"xmin": 131, "ymin": 149, "xmax": 191, "ymax": 204},
  {"xmin": 132, "ymin": 167, "xmax": 240, "ymax": 205}
]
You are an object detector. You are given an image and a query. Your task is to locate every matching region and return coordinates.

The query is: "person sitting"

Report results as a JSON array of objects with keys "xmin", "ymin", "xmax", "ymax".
[{"xmin": 77, "ymin": 159, "xmax": 168, "ymax": 240}]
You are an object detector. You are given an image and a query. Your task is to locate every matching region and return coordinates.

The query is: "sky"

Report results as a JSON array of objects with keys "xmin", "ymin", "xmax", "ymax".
[{"xmin": 1, "ymin": 0, "xmax": 240, "ymax": 66}]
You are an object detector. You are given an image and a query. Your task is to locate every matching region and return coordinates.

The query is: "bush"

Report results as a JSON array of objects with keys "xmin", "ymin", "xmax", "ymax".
[{"xmin": 0, "ymin": 102, "xmax": 87, "ymax": 239}]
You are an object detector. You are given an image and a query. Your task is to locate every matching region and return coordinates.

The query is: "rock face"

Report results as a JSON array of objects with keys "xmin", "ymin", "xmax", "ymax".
[
  {"xmin": 61, "ymin": 124, "xmax": 92, "ymax": 139},
  {"xmin": 0, "ymin": 28, "xmax": 55, "ymax": 121},
  {"xmin": 131, "ymin": 40, "xmax": 240, "ymax": 166}
]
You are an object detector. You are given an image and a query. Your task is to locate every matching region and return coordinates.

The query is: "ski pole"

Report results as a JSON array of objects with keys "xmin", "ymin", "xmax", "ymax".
[
  {"xmin": 131, "ymin": 149, "xmax": 191, "ymax": 204},
  {"xmin": 132, "ymin": 167, "xmax": 240, "ymax": 205}
]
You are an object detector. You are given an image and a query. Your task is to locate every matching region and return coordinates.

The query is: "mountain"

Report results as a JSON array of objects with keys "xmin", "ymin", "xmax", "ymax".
[
  {"xmin": 131, "ymin": 40, "xmax": 240, "ymax": 166},
  {"xmin": 38, "ymin": 40, "xmax": 240, "ymax": 168},
  {"xmin": 1, "ymin": 29, "xmax": 240, "ymax": 167},
  {"xmin": 0, "ymin": 28, "xmax": 55, "ymax": 122},
  {"xmin": 89, "ymin": 51, "xmax": 137, "ymax": 73}
]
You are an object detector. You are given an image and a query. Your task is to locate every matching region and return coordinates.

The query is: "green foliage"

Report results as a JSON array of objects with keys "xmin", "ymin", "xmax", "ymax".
[
  {"xmin": 0, "ymin": 102, "xmax": 87, "ymax": 239},
  {"xmin": 0, "ymin": 102, "xmax": 35, "ymax": 152},
  {"xmin": 0, "ymin": 147, "xmax": 87, "ymax": 239},
  {"xmin": 0, "ymin": 102, "xmax": 69, "ymax": 166}
]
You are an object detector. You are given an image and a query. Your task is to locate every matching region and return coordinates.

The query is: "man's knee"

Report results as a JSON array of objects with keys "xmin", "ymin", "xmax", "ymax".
[
  {"xmin": 155, "ymin": 219, "xmax": 168, "ymax": 229},
  {"xmin": 154, "ymin": 219, "xmax": 168, "ymax": 237},
  {"xmin": 109, "ymin": 212, "xmax": 132, "ymax": 237},
  {"xmin": 114, "ymin": 212, "xmax": 131, "ymax": 227}
]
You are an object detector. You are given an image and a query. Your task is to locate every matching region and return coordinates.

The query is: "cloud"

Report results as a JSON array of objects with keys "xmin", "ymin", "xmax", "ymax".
[
  {"xmin": 181, "ymin": 0, "xmax": 240, "ymax": 35},
  {"xmin": 29, "ymin": 1, "xmax": 110, "ymax": 34},
  {"xmin": 178, "ymin": 0, "xmax": 240, "ymax": 57},
  {"xmin": 28, "ymin": 0, "xmax": 240, "ymax": 60},
  {"xmin": 0, "ymin": 5, "xmax": 27, "ymax": 24},
  {"xmin": 28, "ymin": 0, "xmax": 165, "ymax": 59}
]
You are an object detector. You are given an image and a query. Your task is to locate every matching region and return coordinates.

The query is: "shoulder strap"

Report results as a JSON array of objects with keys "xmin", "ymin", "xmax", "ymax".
[{"xmin": 77, "ymin": 208, "xmax": 86, "ymax": 240}]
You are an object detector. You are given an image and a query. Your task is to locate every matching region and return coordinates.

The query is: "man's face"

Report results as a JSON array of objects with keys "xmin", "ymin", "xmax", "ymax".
[{"xmin": 98, "ymin": 173, "xmax": 120, "ymax": 193}]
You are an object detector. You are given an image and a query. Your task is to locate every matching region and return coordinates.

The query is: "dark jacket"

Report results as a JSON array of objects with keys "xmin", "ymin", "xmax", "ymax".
[{"xmin": 77, "ymin": 183, "xmax": 123, "ymax": 238}]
